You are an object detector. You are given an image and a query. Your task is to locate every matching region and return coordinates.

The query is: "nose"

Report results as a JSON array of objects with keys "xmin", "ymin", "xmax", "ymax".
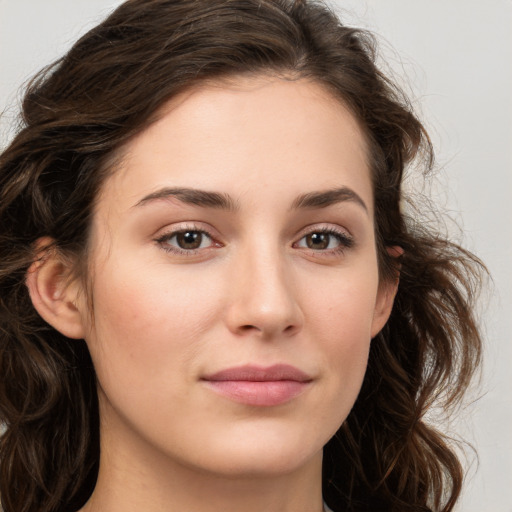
[{"xmin": 224, "ymin": 245, "xmax": 304, "ymax": 339}]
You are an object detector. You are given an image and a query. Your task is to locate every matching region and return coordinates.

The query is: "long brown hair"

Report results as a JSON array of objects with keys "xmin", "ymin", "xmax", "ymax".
[{"xmin": 0, "ymin": 1, "xmax": 484, "ymax": 511}]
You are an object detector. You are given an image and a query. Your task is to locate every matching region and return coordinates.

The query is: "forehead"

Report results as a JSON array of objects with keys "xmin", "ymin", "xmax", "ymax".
[{"xmin": 98, "ymin": 76, "xmax": 372, "ymax": 214}]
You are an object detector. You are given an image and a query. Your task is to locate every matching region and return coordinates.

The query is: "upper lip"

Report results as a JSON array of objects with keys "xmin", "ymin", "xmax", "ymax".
[{"xmin": 202, "ymin": 364, "xmax": 312, "ymax": 382}]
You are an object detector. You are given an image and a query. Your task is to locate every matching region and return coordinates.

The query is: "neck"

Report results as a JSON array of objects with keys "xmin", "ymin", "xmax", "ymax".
[
  {"xmin": 80, "ymin": 402, "xmax": 325, "ymax": 512},
  {"xmin": 83, "ymin": 453, "xmax": 324, "ymax": 512}
]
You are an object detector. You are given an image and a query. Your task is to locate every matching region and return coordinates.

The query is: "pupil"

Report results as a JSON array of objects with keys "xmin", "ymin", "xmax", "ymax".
[
  {"xmin": 177, "ymin": 231, "xmax": 202, "ymax": 249},
  {"xmin": 307, "ymin": 233, "xmax": 329, "ymax": 250}
]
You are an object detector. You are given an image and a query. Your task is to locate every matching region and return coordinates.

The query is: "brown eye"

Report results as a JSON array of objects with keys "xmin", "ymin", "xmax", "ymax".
[
  {"xmin": 304, "ymin": 232, "xmax": 330, "ymax": 250},
  {"xmin": 295, "ymin": 229, "xmax": 353, "ymax": 252},
  {"xmin": 159, "ymin": 229, "xmax": 214, "ymax": 252},
  {"xmin": 176, "ymin": 231, "xmax": 204, "ymax": 250}
]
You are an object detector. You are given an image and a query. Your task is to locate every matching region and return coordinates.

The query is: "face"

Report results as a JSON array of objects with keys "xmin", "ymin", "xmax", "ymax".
[{"xmin": 77, "ymin": 77, "xmax": 395, "ymax": 478}]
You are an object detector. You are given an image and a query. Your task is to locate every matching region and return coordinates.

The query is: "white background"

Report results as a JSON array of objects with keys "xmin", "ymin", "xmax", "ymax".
[{"xmin": 1, "ymin": 1, "xmax": 510, "ymax": 510}]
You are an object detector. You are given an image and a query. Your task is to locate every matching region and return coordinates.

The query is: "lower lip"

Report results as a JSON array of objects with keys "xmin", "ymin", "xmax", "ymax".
[{"xmin": 203, "ymin": 380, "xmax": 309, "ymax": 406}]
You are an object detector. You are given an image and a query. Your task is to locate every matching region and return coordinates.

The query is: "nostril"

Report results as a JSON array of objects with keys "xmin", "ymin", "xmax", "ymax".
[
  {"xmin": 239, "ymin": 324, "xmax": 259, "ymax": 333},
  {"xmin": 236, "ymin": 323, "xmax": 298, "ymax": 336}
]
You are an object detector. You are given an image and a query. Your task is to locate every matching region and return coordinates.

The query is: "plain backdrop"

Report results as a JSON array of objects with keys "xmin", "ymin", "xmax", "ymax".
[{"xmin": 1, "ymin": 1, "xmax": 511, "ymax": 511}]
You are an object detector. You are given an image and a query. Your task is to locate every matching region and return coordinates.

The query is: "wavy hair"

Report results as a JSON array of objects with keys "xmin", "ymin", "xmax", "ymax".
[{"xmin": 0, "ymin": 1, "xmax": 484, "ymax": 511}]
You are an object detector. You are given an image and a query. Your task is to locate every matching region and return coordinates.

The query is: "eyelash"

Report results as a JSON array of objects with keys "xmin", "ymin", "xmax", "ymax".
[
  {"xmin": 293, "ymin": 227, "xmax": 354, "ymax": 256},
  {"xmin": 155, "ymin": 224, "xmax": 219, "ymax": 256},
  {"xmin": 155, "ymin": 225, "xmax": 354, "ymax": 257}
]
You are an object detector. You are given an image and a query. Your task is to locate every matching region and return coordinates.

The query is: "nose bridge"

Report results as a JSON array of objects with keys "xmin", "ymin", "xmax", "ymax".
[{"xmin": 226, "ymin": 235, "xmax": 303, "ymax": 338}]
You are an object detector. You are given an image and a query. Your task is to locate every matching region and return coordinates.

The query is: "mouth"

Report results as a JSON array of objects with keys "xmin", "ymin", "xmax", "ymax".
[{"xmin": 201, "ymin": 364, "xmax": 313, "ymax": 407}]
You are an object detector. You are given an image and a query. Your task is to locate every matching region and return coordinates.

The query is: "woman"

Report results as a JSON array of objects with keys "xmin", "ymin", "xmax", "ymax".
[{"xmin": 0, "ymin": 1, "xmax": 484, "ymax": 511}]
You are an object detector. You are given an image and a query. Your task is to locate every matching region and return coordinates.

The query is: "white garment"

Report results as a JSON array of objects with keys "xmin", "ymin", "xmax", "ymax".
[{"xmin": 323, "ymin": 502, "xmax": 334, "ymax": 512}]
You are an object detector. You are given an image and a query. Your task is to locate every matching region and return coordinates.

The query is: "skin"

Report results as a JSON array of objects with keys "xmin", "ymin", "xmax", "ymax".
[{"xmin": 29, "ymin": 76, "xmax": 397, "ymax": 512}]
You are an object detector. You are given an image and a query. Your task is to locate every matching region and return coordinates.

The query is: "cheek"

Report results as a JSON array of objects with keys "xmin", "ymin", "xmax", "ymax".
[
  {"xmin": 305, "ymin": 262, "xmax": 379, "ymax": 342},
  {"xmin": 302, "ymin": 265, "xmax": 379, "ymax": 407},
  {"xmin": 84, "ymin": 260, "xmax": 221, "ymax": 388}
]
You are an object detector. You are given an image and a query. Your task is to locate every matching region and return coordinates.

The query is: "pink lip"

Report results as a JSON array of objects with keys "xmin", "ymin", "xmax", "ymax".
[{"xmin": 201, "ymin": 364, "xmax": 313, "ymax": 407}]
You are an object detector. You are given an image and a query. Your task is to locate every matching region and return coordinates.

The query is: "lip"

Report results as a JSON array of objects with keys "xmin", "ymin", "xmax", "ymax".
[{"xmin": 201, "ymin": 364, "xmax": 313, "ymax": 407}]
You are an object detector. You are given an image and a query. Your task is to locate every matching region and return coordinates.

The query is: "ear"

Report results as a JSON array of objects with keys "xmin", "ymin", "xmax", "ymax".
[
  {"xmin": 370, "ymin": 245, "xmax": 403, "ymax": 338},
  {"xmin": 26, "ymin": 238, "xmax": 86, "ymax": 339}
]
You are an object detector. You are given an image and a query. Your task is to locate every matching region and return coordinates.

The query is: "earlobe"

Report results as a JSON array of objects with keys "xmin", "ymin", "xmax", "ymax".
[
  {"xmin": 371, "ymin": 278, "xmax": 398, "ymax": 338},
  {"xmin": 26, "ymin": 238, "xmax": 86, "ymax": 340},
  {"xmin": 370, "ymin": 245, "xmax": 403, "ymax": 338}
]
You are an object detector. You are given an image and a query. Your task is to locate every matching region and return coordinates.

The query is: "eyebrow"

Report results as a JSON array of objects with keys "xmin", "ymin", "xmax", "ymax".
[
  {"xmin": 133, "ymin": 187, "xmax": 239, "ymax": 211},
  {"xmin": 291, "ymin": 187, "xmax": 368, "ymax": 213},
  {"xmin": 133, "ymin": 185, "xmax": 367, "ymax": 213}
]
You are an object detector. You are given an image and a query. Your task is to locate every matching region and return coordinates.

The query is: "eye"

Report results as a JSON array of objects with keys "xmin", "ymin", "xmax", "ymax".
[
  {"xmin": 171, "ymin": 230, "xmax": 211, "ymax": 250},
  {"xmin": 295, "ymin": 229, "xmax": 353, "ymax": 252},
  {"xmin": 156, "ymin": 228, "xmax": 217, "ymax": 254}
]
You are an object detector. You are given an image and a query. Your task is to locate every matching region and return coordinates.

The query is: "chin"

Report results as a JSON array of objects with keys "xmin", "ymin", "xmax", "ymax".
[
  {"xmin": 196, "ymin": 450, "xmax": 321, "ymax": 479},
  {"xmin": 173, "ymin": 423, "xmax": 327, "ymax": 478}
]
